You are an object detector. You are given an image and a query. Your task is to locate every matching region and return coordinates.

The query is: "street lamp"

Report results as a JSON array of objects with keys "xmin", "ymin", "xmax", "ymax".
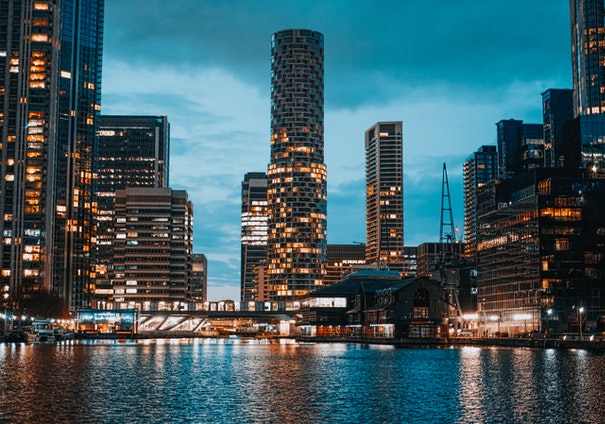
[{"xmin": 577, "ymin": 306, "xmax": 585, "ymax": 340}]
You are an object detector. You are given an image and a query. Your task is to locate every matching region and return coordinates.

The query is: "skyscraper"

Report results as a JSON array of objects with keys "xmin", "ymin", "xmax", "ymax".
[
  {"xmin": 94, "ymin": 115, "xmax": 170, "ymax": 298},
  {"xmin": 569, "ymin": 0, "xmax": 605, "ymax": 176},
  {"xmin": 365, "ymin": 122, "xmax": 404, "ymax": 271},
  {"xmin": 463, "ymin": 145, "xmax": 498, "ymax": 258},
  {"xmin": 266, "ymin": 29, "xmax": 327, "ymax": 301},
  {"xmin": 571, "ymin": 0, "xmax": 605, "ymax": 117},
  {"xmin": 0, "ymin": 0, "xmax": 104, "ymax": 311},
  {"xmin": 241, "ymin": 172, "xmax": 268, "ymax": 302}
]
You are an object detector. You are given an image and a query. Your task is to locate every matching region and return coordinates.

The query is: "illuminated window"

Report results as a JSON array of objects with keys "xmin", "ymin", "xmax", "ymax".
[{"xmin": 31, "ymin": 34, "xmax": 49, "ymax": 43}]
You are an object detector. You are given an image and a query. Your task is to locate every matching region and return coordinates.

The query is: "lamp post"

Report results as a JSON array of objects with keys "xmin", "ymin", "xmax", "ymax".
[{"xmin": 577, "ymin": 306, "xmax": 584, "ymax": 340}]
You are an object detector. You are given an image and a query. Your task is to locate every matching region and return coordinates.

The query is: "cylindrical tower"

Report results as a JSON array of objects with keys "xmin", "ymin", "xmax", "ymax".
[{"xmin": 266, "ymin": 29, "xmax": 327, "ymax": 300}]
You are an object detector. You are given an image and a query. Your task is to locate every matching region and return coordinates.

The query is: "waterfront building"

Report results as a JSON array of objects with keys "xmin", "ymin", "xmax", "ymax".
[
  {"xmin": 240, "ymin": 172, "xmax": 268, "ymax": 302},
  {"xmin": 542, "ymin": 89, "xmax": 574, "ymax": 168},
  {"xmin": 463, "ymin": 145, "xmax": 498, "ymax": 258},
  {"xmin": 266, "ymin": 29, "xmax": 327, "ymax": 300},
  {"xmin": 111, "ymin": 188, "xmax": 193, "ymax": 311},
  {"xmin": 299, "ymin": 270, "xmax": 453, "ymax": 339},
  {"xmin": 93, "ymin": 115, "xmax": 170, "ymax": 305},
  {"xmin": 365, "ymin": 122, "xmax": 404, "ymax": 271},
  {"xmin": 0, "ymin": 0, "xmax": 104, "ymax": 311},
  {"xmin": 324, "ymin": 244, "xmax": 366, "ymax": 286},
  {"xmin": 476, "ymin": 168, "xmax": 605, "ymax": 336}
]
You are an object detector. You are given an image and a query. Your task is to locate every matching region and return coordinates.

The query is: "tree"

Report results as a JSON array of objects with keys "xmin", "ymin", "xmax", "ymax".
[{"xmin": 20, "ymin": 291, "xmax": 69, "ymax": 318}]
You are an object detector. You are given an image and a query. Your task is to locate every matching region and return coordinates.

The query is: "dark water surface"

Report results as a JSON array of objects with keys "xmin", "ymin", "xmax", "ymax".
[{"xmin": 1, "ymin": 339, "xmax": 605, "ymax": 423}]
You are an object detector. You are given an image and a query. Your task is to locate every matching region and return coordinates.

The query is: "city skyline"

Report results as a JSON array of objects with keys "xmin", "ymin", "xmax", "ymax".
[{"xmin": 101, "ymin": 0, "xmax": 571, "ymax": 300}]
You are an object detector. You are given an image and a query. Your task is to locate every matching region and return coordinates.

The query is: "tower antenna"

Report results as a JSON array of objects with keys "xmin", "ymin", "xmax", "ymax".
[{"xmin": 440, "ymin": 162, "xmax": 456, "ymax": 245}]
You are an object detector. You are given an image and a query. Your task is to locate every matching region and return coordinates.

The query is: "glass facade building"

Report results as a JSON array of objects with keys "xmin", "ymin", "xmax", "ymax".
[
  {"xmin": 571, "ymin": 0, "xmax": 605, "ymax": 117},
  {"xmin": 497, "ymin": 119, "xmax": 544, "ymax": 180},
  {"xmin": 266, "ymin": 29, "xmax": 327, "ymax": 300},
  {"xmin": 542, "ymin": 88, "xmax": 574, "ymax": 168},
  {"xmin": 365, "ymin": 122, "xmax": 404, "ymax": 271},
  {"xmin": 240, "ymin": 172, "xmax": 268, "ymax": 302},
  {"xmin": 569, "ymin": 0, "xmax": 605, "ymax": 176},
  {"xmin": 477, "ymin": 168, "xmax": 605, "ymax": 335},
  {"xmin": 0, "ymin": 0, "xmax": 104, "ymax": 311}
]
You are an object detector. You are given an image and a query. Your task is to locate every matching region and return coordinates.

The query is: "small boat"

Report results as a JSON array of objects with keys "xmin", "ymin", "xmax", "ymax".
[
  {"xmin": 33, "ymin": 319, "xmax": 56, "ymax": 343},
  {"xmin": 54, "ymin": 327, "xmax": 75, "ymax": 341},
  {"xmin": 5, "ymin": 327, "xmax": 38, "ymax": 343}
]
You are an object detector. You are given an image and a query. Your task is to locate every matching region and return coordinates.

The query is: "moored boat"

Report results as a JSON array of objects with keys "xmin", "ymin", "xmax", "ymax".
[
  {"xmin": 33, "ymin": 319, "xmax": 56, "ymax": 342},
  {"xmin": 5, "ymin": 327, "xmax": 38, "ymax": 343}
]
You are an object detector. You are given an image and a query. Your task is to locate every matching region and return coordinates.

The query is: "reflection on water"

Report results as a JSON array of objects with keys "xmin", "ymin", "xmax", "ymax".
[{"xmin": 1, "ymin": 340, "xmax": 605, "ymax": 423}]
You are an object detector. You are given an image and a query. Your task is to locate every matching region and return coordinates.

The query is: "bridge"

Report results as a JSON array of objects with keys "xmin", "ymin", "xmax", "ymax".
[{"xmin": 76, "ymin": 301, "xmax": 302, "ymax": 337}]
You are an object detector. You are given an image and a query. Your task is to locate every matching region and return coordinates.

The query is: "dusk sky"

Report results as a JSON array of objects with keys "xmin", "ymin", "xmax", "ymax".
[{"xmin": 101, "ymin": 0, "xmax": 571, "ymax": 301}]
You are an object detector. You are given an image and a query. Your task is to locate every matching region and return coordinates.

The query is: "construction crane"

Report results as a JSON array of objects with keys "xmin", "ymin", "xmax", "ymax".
[{"xmin": 438, "ymin": 163, "xmax": 464, "ymax": 328}]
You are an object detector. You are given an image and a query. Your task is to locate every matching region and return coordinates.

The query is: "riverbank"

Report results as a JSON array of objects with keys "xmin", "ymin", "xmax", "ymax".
[
  {"xmin": 6, "ymin": 331, "xmax": 605, "ymax": 351},
  {"xmin": 296, "ymin": 335, "xmax": 605, "ymax": 351}
]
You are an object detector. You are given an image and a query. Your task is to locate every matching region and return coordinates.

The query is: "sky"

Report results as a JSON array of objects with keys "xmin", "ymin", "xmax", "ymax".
[{"xmin": 101, "ymin": 0, "xmax": 571, "ymax": 301}]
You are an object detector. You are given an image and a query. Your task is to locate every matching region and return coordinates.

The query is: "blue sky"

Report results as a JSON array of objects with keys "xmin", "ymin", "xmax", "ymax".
[{"xmin": 101, "ymin": 0, "xmax": 571, "ymax": 300}]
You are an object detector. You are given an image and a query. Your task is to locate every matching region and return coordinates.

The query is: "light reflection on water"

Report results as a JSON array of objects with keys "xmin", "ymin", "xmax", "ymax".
[{"xmin": 1, "ymin": 340, "xmax": 605, "ymax": 423}]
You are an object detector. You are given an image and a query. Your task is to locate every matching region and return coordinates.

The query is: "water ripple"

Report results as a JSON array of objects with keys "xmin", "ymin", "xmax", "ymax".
[{"xmin": 1, "ymin": 341, "xmax": 605, "ymax": 423}]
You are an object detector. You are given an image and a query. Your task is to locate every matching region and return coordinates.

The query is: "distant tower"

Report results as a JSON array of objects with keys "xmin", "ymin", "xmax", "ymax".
[
  {"xmin": 463, "ymin": 146, "xmax": 498, "ymax": 257},
  {"xmin": 496, "ymin": 119, "xmax": 544, "ymax": 179},
  {"xmin": 266, "ymin": 29, "xmax": 327, "ymax": 300},
  {"xmin": 365, "ymin": 122, "xmax": 404, "ymax": 271},
  {"xmin": 541, "ymin": 89, "xmax": 573, "ymax": 168},
  {"xmin": 241, "ymin": 172, "xmax": 268, "ymax": 302}
]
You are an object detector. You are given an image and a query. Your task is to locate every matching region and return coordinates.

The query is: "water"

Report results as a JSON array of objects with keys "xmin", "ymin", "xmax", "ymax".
[{"xmin": 1, "ymin": 339, "xmax": 605, "ymax": 423}]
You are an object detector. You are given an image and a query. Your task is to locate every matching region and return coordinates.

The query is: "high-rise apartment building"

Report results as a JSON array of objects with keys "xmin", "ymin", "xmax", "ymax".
[
  {"xmin": 241, "ymin": 172, "xmax": 268, "ymax": 302},
  {"xmin": 463, "ymin": 145, "xmax": 498, "ymax": 257},
  {"xmin": 0, "ymin": 0, "xmax": 104, "ymax": 311},
  {"xmin": 111, "ymin": 188, "xmax": 193, "ymax": 311},
  {"xmin": 365, "ymin": 122, "xmax": 404, "ymax": 271},
  {"xmin": 94, "ymin": 115, "xmax": 170, "ymax": 298},
  {"xmin": 266, "ymin": 29, "xmax": 327, "ymax": 300}
]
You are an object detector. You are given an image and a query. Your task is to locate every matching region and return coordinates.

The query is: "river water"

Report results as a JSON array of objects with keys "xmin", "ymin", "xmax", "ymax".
[{"xmin": 1, "ymin": 339, "xmax": 605, "ymax": 423}]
